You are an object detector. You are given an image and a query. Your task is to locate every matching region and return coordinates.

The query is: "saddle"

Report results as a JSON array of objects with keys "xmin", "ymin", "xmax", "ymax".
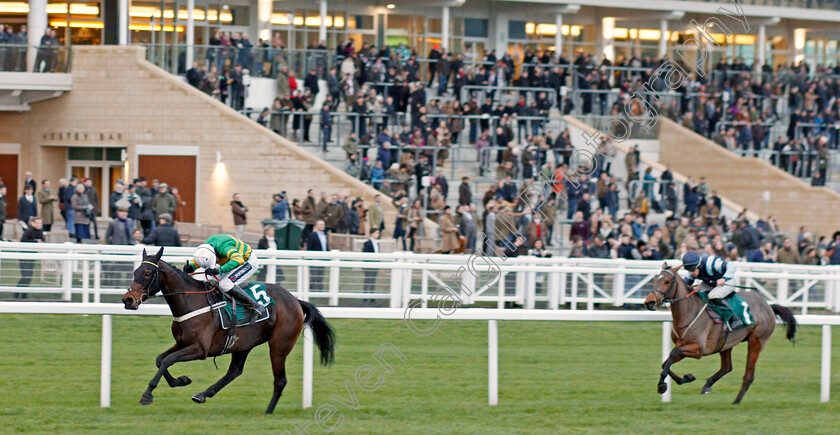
[{"xmin": 205, "ymin": 282, "xmax": 275, "ymax": 355}]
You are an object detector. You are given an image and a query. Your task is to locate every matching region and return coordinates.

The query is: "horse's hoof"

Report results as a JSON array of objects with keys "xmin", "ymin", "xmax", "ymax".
[
  {"xmin": 683, "ymin": 374, "xmax": 696, "ymax": 383},
  {"xmin": 701, "ymin": 386, "xmax": 711, "ymax": 394},
  {"xmin": 177, "ymin": 376, "xmax": 192, "ymax": 386},
  {"xmin": 191, "ymin": 393, "xmax": 206, "ymax": 404},
  {"xmin": 140, "ymin": 394, "xmax": 154, "ymax": 405},
  {"xmin": 658, "ymin": 383, "xmax": 668, "ymax": 394}
]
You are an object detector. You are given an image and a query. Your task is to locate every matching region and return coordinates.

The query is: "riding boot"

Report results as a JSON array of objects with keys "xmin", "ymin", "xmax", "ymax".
[
  {"xmin": 710, "ymin": 298, "xmax": 736, "ymax": 330},
  {"xmin": 227, "ymin": 285, "xmax": 267, "ymax": 325}
]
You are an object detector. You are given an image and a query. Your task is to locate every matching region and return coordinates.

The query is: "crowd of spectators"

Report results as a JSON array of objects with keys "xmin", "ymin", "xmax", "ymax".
[
  {"xmin": 0, "ymin": 171, "xmax": 185, "ymax": 247},
  {"xmin": 0, "ymin": 24, "xmax": 61, "ymax": 72}
]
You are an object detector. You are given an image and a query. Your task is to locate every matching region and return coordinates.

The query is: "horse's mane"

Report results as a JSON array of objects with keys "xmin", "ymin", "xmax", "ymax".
[{"xmin": 157, "ymin": 259, "xmax": 203, "ymax": 285}]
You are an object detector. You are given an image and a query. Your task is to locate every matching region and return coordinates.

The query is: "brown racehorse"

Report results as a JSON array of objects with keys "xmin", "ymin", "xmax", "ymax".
[
  {"xmin": 121, "ymin": 248, "xmax": 335, "ymax": 414},
  {"xmin": 645, "ymin": 263, "xmax": 796, "ymax": 404}
]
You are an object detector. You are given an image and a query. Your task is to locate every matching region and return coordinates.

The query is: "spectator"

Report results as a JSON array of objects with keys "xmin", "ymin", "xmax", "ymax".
[
  {"xmin": 525, "ymin": 212, "xmax": 548, "ymax": 248},
  {"xmin": 528, "ymin": 239, "xmax": 552, "ymax": 257},
  {"xmin": 15, "ymin": 217, "xmax": 44, "ymax": 298},
  {"xmin": 231, "ymin": 193, "xmax": 248, "ymax": 238},
  {"xmin": 170, "ymin": 187, "xmax": 187, "ymax": 222},
  {"xmin": 826, "ymin": 232, "xmax": 840, "ymax": 265},
  {"xmin": 306, "ymin": 219, "xmax": 329, "ymax": 290},
  {"xmin": 83, "ymin": 178, "xmax": 100, "ymax": 239},
  {"xmin": 151, "ymin": 183, "xmax": 177, "ymax": 222},
  {"xmin": 142, "ymin": 213, "xmax": 182, "ymax": 247},
  {"xmin": 362, "ymin": 228, "xmax": 381, "ymax": 305},
  {"xmin": 316, "ymin": 192, "xmax": 329, "ymax": 222},
  {"xmin": 776, "ymin": 238, "xmax": 800, "ymax": 264},
  {"xmin": 393, "ymin": 196, "xmax": 408, "ymax": 251},
  {"xmin": 23, "ymin": 171, "xmax": 36, "ymax": 193},
  {"xmin": 587, "ymin": 235, "xmax": 611, "ymax": 258},
  {"xmin": 367, "ymin": 194, "xmax": 384, "ymax": 233},
  {"xmin": 325, "ymin": 194, "xmax": 344, "ymax": 233},
  {"xmin": 569, "ymin": 211, "xmax": 591, "ymax": 242},
  {"xmin": 70, "ymin": 184, "xmax": 92, "ymax": 242},
  {"xmin": 408, "ymin": 198, "xmax": 423, "ymax": 252},
  {"xmin": 17, "ymin": 185, "xmax": 37, "ymax": 230},
  {"xmin": 105, "ymin": 207, "xmax": 135, "ymax": 245},
  {"xmin": 438, "ymin": 205, "xmax": 460, "ymax": 254},
  {"xmin": 36, "ymin": 179, "xmax": 58, "ymax": 232},
  {"xmin": 138, "ymin": 178, "xmax": 155, "ymax": 237},
  {"xmin": 271, "ymin": 193, "xmax": 288, "ymax": 220},
  {"xmin": 301, "ymin": 189, "xmax": 317, "ymax": 243},
  {"xmin": 569, "ymin": 236, "xmax": 586, "ymax": 257},
  {"xmin": 459, "ymin": 176, "xmax": 472, "ymax": 206},
  {"xmin": 109, "ymin": 182, "xmax": 126, "ymax": 218}
]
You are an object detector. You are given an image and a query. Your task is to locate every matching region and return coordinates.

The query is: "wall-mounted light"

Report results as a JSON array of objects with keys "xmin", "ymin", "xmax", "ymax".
[
  {"xmin": 216, "ymin": 151, "xmax": 223, "ymax": 163},
  {"xmin": 386, "ymin": 4, "xmax": 395, "ymax": 9}
]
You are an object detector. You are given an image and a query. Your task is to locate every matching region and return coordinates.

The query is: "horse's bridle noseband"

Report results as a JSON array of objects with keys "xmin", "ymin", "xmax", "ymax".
[
  {"xmin": 126, "ymin": 260, "xmax": 161, "ymax": 305},
  {"xmin": 653, "ymin": 268, "xmax": 699, "ymax": 305}
]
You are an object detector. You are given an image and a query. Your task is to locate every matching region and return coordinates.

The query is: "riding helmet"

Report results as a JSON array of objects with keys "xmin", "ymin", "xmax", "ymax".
[{"xmin": 681, "ymin": 252, "xmax": 701, "ymax": 271}]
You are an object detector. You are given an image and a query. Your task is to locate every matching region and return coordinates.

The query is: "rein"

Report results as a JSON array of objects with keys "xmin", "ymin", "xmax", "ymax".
[
  {"xmin": 655, "ymin": 269, "xmax": 705, "ymax": 339},
  {"xmin": 128, "ymin": 261, "xmax": 220, "ymax": 323}
]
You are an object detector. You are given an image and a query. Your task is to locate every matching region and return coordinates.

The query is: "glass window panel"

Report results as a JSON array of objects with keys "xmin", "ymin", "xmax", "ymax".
[
  {"xmin": 105, "ymin": 148, "xmax": 124, "ymax": 161},
  {"xmin": 388, "ymin": 15, "xmax": 411, "ymax": 30},
  {"xmin": 509, "ymin": 20, "xmax": 527, "ymax": 41},
  {"xmin": 452, "ymin": 17, "xmax": 463, "ymax": 37},
  {"xmin": 348, "ymin": 15, "xmax": 373, "ymax": 30},
  {"xmin": 428, "ymin": 18, "xmax": 441, "ymax": 34},
  {"xmin": 68, "ymin": 147, "xmax": 103, "ymax": 161},
  {"xmin": 464, "ymin": 18, "xmax": 488, "ymax": 38}
]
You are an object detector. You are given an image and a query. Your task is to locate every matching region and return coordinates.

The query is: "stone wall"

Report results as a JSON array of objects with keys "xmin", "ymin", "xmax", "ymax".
[{"xmin": 0, "ymin": 46, "xmax": 395, "ymax": 234}]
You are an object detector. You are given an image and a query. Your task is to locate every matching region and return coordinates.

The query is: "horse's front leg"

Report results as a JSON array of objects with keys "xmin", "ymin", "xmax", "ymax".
[
  {"xmin": 156, "ymin": 344, "xmax": 192, "ymax": 388},
  {"xmin": 658, "ymin": 343, "xmax": 700, "ymax": 394},
  {"xmin": 141, "ymin": 343, "xmax": 204, "ymax": 405}
]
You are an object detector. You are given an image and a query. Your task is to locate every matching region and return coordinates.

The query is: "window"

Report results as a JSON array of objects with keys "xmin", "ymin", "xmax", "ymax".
[
  {"xmin": 509, "ymin": 21, "xmax": 527, "ymax": 41},
  {"xmin": 464, "ymin": 18, "xmax": 487, "ymax": 38}
]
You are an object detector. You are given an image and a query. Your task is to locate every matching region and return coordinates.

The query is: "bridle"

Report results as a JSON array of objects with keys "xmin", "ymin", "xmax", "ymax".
[
  {"xmin": 652, "ymin": 268, "xmax": 698, "ymax": 305},
  {"xmin": 125, "ymin": 260, "xmax": 162, "ymax": 305},
  {"xmin": 126, "ymin": 260, "xmax": 217, "ymax": 306}
]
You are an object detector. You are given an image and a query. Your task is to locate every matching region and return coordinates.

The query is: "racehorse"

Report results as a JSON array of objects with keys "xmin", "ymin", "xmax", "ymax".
[
  {"xmin": 121, "ymin": 248, "xmax": 335, "ymax": 414},
  {"xmin": 645, "ymin": 263, "xmax": 796, "ymax": 404}
]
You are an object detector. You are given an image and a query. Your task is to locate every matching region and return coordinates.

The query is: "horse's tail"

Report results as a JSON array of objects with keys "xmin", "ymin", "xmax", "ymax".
[
  {"xmin": 299, "ymin": 300, "xmax": 336, "ymax": 366},
  {"xmin": 771, "ymin": 304, "xmax": 797, "ymax": 343}
]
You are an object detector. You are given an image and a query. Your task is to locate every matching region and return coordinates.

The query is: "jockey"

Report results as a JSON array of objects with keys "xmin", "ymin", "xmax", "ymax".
[
  {"xmin": 183, "ymin": 234, "xmax": 267, "ymax": 323},
  {"xmin": 681, "ymin": 251, "xmax": 739, "ymax": 329}
]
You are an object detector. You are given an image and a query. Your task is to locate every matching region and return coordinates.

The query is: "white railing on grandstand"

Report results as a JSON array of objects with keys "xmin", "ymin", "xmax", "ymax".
[
  {"xmin": 1, "ymin": 243, "xmax": 839, "ymax": 314},
  {"xmin": 0, "ymin": 303, "xmax": 835, "ymax": 408},
  {"xmin": 0, "ymin": 243, "xmax": 840, "ymax": 314}
]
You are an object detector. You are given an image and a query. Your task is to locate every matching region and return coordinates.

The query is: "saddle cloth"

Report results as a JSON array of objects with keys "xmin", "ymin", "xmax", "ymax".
[
  {"xmin": 214, "ymin": 282, "xmax": 275, "ymax": 329},
  {"xmin": 697, "ymin": 291, "xmax": 754, "ymax": 329}
]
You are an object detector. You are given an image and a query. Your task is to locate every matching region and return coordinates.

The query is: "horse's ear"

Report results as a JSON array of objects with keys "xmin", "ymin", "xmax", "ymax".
[
  {"xmin": 154, "ymin": 247, "xmax": 164, "ymax": 262},
  {"xmin": 142, "ymin": 248, "xmax": 147, "ymax": 259},
  {"xmin": 662, "ymin": 262, "xmax": 669, "ymax": 270},
  {"xmin": 672, "ymin": 264, "xmax": 683, "ymax": 273}
]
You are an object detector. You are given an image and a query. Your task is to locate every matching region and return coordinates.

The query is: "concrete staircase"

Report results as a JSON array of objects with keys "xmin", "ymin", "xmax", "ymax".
[{"xmin": 658, "ymin": 117, "xmax": 840, "ymax": 237}]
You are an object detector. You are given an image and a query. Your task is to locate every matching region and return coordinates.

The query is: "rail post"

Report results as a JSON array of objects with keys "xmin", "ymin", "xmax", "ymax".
[
  {"xmin": 100, "ymin": 314, "xmax": 112, "ymax": 408},
  {"xmin": 821, "ymin": 325, "xmax": 831, "ymax": 403},
  {"xmin": 488, "ymin": 319, "xmax": 498, "ymax": 406},
  {"xmin": 303, "ymin": 327, "xmax": 313, "ymax": 409},
  {"xmin": 661, "ymin": 321, "xmax": 672, "ymax": 403}
]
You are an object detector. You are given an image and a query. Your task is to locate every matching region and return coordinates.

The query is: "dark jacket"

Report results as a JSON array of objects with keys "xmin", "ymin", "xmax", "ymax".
[
  {"xmin": 17, "ymin": 195, "xmax": 37, "ymax": 224},
  {"xmin": 363, "ymin": 239, "xmax": 378, "ymax": 253},
  {"xmin": 231, "ymin": 200, "xmax": 248, "ymax": 225},
  {"xmin": 21, "ymin": 226, "xmax": 44, "ymax": 243},
  {"xmin": 306, "ymin": 231, "xmax": 328, "ymax": 251},
  {"xmin": 459, "ymin": 182, "xmax": 472, "ymax": 205},
  {"xmin": 142, "ymin": 224, "xmax": 182, "ymax": 247}
]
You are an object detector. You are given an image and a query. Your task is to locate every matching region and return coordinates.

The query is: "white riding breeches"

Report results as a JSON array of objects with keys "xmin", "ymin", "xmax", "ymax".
[
  {"xmin": 708, "ymin": 284, "xmax": 734, "ymax": 300},
  {"xmin": 217, "ymin": 254, "xmax": 259, "ymax": 292}
]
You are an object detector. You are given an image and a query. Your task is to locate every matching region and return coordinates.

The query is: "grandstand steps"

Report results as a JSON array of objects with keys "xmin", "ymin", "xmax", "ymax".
[{"xmin": 657, "ymin": 117, "xmax": 840, "ymax": 237}]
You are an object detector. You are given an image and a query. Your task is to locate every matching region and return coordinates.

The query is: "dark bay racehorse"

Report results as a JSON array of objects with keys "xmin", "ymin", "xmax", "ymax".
[
  {"xmin": 121, "ymin": 248, "xmax": 335, "ymax": 414},
  {"xmin": 645, "ymin": 263, "xmax": 796, "ymax": 404}
]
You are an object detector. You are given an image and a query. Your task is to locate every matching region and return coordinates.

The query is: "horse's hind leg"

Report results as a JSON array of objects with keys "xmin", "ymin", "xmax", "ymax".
[
  {"xmin": 156, "ymin": 344, "xmax": 192, "ymax": 388},
  {"xmin": 701, "ymin": 349, "xmax": 733, "ymax": 394},
  {"xmin": 265, "ymin": 343, "xmax": 293, "ymax": 414},
  {"xmin": 733, "ymin": 334, "xmax": 763, "ymax": 404},
  {"xmin": 191, "ymin": 350, "xmax": 251, "ymax": 404}
]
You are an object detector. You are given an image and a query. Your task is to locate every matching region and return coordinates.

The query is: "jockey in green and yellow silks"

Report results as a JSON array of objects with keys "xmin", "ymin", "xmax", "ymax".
[{"xmin": 183, "ymin": 234, "xmax": 266, "ymax": 323}]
